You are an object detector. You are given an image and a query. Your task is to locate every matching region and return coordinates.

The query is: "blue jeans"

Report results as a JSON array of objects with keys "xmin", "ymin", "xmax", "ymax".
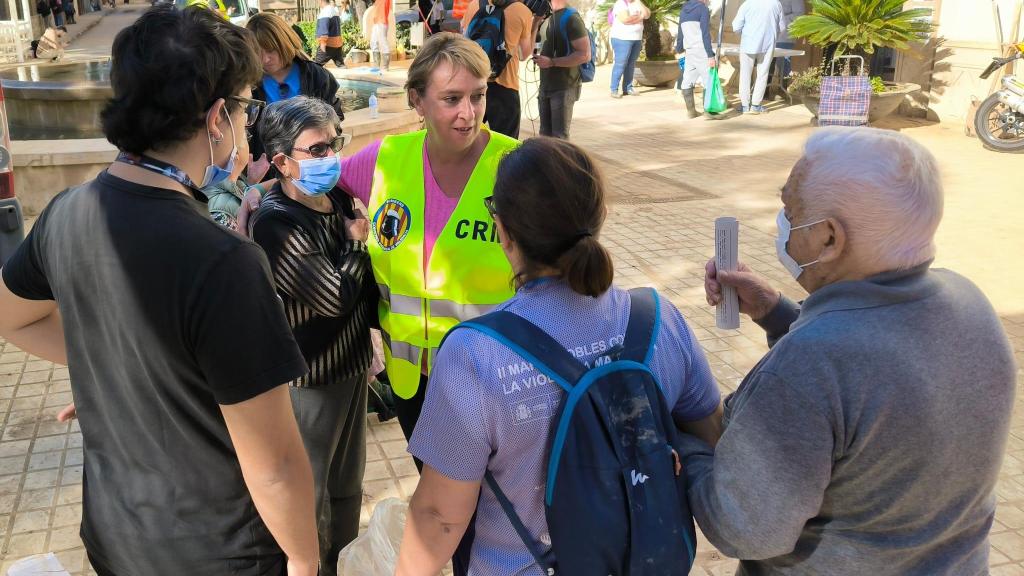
[{"xmin": 610, "ymin": 38, "xmax": 642, "ymax": 94}]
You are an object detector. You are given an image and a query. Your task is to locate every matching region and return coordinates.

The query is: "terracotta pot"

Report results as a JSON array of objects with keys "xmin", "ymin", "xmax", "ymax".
[
  {"xmin": 633, "ymin": 60, "xmax": 679, "ymax": 88},
  {"xmin": 801, "ymin": 82, "xmax": 922, "ymax": 123}
]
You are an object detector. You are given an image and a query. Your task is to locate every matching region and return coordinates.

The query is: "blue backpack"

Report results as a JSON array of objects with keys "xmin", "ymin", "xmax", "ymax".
[
  {"xmin": 448, "ymin": 287, "xmax": 696, "ymax": 575},
  {"xmin": 465, "ymin": 0, "xmax": 511, "ymax": 81},
  {"xmin": 556, "ymin": 7, "xmax": 596, "ymax": 83}
]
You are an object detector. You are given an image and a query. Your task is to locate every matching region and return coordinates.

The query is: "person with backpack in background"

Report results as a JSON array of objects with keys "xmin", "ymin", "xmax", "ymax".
[
  {"xmin": 533, "ymin": 0, "xmax": 590, "ymax": 139},
  {"xmin": 608, "ymin": 0, "xmax": 648, "ymax": 98},
  {"xmin": 395, "ymin": 137, "xmax": 723, "ymax": 576},
  {"xmin": 675, "ymin": 0, "xmax": 715, "ymax": 119},
  {"xmin": 37, "ymin": 0, "xmax": 52, "ymax": 29},
  {"xmin": 462, "ymin": 0, "xmax": 534, "ymax": 138}
]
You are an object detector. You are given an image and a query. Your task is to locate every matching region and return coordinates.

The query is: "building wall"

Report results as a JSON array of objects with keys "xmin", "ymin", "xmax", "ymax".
[{"xmin": 897, "ymin": 0, "xmax": 1024, "ymax": 121}]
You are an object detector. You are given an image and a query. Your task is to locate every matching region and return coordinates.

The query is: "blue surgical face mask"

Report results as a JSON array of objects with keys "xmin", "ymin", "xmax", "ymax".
[
  {"xmin": 285, "ymin": 154, "xmax": 341, "ymax": 197},
  {"xmin": 775, "ymin": 208, "xmax": 825, "ymax": 280},
  {"xmin": 200, "ymin": 107, "xmax": 237, "ymax": 188}
]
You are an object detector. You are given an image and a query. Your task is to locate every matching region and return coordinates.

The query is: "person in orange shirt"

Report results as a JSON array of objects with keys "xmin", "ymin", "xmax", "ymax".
[
  {"xmin": 461, "ymin": 0, "xmax": 534, "ymax": 138},
  {"xmin": 369, "ymin": 0, "xmax": 392, "ymax": 70}
]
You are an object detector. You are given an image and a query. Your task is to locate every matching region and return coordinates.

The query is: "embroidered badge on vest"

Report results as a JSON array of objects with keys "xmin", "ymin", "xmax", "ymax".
[{"xmin": 372, "ymin": 198, "xmax": 412, "ymax": 251}]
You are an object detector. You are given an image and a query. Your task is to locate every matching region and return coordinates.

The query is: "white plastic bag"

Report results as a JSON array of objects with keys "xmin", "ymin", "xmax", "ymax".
[
  {"xmin": 337, "ymin": 498, "xmax": 408, "ymax": 576},
  {"xmin": 7, "ymin": 553, "xmax": 71, "ymax": 576}
]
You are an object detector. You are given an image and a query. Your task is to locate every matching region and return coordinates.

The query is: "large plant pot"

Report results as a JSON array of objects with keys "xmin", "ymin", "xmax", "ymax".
[
  {"xmin": 801, "ymin": 82, "xmax": 922, "ymax": 123},
  {"xmin": 346, "ymin": 49, "xmax": 369, "ymax": 65},
  {"xmin": 633, "ymin": 60, "xmax": 679, "ymax": 88}
]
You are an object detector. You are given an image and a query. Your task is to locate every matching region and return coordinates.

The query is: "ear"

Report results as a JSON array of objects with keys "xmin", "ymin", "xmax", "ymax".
[
  {"xmin": 409, "ymin": 88, "xmax": 425, "ymax": 117},
  {"xmin": 816, "ymin": 217, "xmax": 846, "ymax": 264},
  {"xmin": 495, "ymin": 217, "xmax": 514, "ymax": 252},
  {"xmin": 271, "ymin": 153, "xmax": 293, "ymax": 176},
  {"xmin": 206, "ymin": 98, "xmax": 228, "ymax": 141}
]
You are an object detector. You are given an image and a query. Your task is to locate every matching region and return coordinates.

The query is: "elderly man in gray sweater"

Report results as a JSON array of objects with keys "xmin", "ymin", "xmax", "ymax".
[{"xmin": 696, "ymin": 127, "xmax": 1016, "ymax": 575}]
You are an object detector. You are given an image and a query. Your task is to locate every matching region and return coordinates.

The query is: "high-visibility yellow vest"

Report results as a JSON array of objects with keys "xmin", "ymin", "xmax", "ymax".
[{"xmin": 367, "ymin": 129, "xmax": 518, "ymax": 399}]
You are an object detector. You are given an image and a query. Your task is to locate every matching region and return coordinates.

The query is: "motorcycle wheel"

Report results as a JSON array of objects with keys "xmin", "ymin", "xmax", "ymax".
[{"xmin": 975, "ymin": 93, "xmax": 1024, "ymax": 153}]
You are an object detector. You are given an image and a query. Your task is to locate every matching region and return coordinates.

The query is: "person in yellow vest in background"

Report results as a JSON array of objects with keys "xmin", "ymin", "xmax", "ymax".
[
  {"xmin": 239, "ymin": 33, "xmax": 519, "ymax": 460},
  {"xmin": 185, "ymin": 0, "xmax": 227, "ymax": 18}
]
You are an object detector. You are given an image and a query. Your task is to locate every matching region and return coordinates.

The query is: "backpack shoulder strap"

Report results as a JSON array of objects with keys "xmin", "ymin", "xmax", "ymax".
[
  {"xmin": 558, "ymin": 8, "xmax": 575, "ymax": 57},
  {"xmin": 450, "ymin": 310, "xmax": 586, "ymax": 392},
  {"xmin": 484, "ymin": 471, "xmax": 557, "ymax": 572},
  {"xmin": 621, "ymin": 287, "xmax": 660, "ymax": 365}
]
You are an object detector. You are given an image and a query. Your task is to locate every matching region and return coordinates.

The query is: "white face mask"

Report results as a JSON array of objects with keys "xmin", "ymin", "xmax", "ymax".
[{"xmin": 775, "ymin": 209, "xmax": 825, "ymax": 280}]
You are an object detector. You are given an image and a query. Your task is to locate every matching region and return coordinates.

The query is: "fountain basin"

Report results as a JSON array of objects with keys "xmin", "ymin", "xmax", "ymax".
[{"xmin": 0, "ymin": 60, "xmax": 389, "ymax": 141}]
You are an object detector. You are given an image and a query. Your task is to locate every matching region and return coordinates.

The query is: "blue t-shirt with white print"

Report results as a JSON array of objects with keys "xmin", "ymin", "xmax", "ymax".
[{"xmin": 408, "ymin": 279, "xmax": 720, "ymax": 576}]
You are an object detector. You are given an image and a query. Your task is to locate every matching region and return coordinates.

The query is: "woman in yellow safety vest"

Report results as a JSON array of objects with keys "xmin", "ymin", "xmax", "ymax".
[{"xmin": 240, "ymin": 33, "xmax": 519, "ymax": 448}]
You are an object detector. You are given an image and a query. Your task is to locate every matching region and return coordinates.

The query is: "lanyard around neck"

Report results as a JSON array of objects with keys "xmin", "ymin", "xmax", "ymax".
[{"xmin": 116, "ymin": 152, "xmax": 208, "ymax": 203}]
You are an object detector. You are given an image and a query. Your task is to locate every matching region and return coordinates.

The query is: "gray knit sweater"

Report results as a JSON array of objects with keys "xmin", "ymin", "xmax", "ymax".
[{"xmin": 680, "ymin": 262, "xmax": 1016, "ymax": 575}]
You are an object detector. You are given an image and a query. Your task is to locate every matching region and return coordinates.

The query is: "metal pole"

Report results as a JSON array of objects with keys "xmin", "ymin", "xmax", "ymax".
[
  {"xmin": 8, "ymin": 0, "xmax": 24, "ymax": 63},
  {"xmin": 716, "ymin": 0, "xmax": 726, "ymax": 62}
]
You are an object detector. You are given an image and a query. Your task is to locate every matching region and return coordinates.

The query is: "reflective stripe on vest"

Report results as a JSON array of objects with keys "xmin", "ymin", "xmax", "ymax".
[{"xmin": 367, "ymin": 129, "xmax": 518, "ymax": 399}]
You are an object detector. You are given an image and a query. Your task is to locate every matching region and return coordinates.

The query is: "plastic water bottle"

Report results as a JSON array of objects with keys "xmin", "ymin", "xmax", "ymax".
[{"xmin": 369, "ymin": 92, "xmax": 379, "ymax": 119}]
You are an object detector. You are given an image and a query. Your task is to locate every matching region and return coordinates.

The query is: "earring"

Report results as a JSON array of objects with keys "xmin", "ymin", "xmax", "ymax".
[{"xmin": 211, "ymin": 133, "xmax": 223, "ymax": 144}]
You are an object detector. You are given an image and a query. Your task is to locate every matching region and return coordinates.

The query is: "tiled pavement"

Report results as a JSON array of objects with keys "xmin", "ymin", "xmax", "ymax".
[{"xmin": 1, "ymin": 66, "xmax": 1023, "ymax": 574}]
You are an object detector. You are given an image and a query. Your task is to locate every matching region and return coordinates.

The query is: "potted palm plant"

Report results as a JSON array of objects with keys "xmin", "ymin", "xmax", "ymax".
[
  {"xmin": 599, "ymin": 0, "xmax": 684, "ymax": 87},
  {"xmin": 788, "ymin": 0, "xmax": 932, "ymax": 122}
]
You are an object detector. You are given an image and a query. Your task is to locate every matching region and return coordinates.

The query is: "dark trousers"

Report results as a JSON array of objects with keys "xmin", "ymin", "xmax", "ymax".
[
  {"xmin": 394, "ymin": 374, "xmax": 427, "ymax": 471},
  {"xmin": 290, "ymin": 374, "xmax": 368, "ymax": 576},
  {"xmin": 484, "ymin": 81, "xmax": 521, "ymax": 139},
  {"xmin": 539, "ymin": 84, "xmax": 581, "ymax": 139},
  {"xmin": 315, "ymin": 45, "xmax": 346, "ymax": 67}
]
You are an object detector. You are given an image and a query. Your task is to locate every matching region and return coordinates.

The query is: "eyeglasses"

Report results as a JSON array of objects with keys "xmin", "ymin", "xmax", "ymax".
[
  {"xmin": 292, "ymin": 135, "xmax": 347, "ymax": 158},
  {"xmin": 226, "ymin": 96, "xmax": 266, "ymax": 128},
  {"xmin": 483, "ymin": 195, "xmax": 497, "ymax": 218}
]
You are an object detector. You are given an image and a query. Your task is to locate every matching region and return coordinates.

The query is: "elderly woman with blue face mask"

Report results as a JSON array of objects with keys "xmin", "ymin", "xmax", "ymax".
[{"xmin": 248, "ymin": 96, "xmax": 378, "ymax": 576}]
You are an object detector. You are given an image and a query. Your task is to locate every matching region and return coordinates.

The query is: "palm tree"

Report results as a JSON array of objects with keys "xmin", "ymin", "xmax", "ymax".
[{"xmin": 789, "ymin": 0, "xmax": 933, "ymax": 58}]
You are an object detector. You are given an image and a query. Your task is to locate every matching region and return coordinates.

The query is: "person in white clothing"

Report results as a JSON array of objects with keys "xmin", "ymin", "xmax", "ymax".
[
  {"xmin": 674, "ymin": 0, "xmax": 716, "ymax": 118},
  {"xmin": 732, "ymin": 0, "xmax": 786, "ymax": 114},
  {"xmin": 773, "ymin": 0, "xmax": 804, "ymax": 81},
  {"xmin": 608, "ymin": 0, "xmax": 649, "ymax": 98}
]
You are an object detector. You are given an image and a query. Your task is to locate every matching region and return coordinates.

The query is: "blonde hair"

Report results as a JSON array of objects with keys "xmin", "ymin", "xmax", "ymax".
[
  {"xmin": 246, "ymin": 12, "xmax": 310, "ymax": 63},
  {"xmin": 405, "ymin": 33, "xmax": 490, "ymax": 106}
]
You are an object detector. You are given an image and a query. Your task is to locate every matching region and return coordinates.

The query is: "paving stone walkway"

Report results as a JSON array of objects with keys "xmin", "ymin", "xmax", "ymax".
[{"xmin": 1, "ymin": 63, "xmax": 1022, "ymax": 575}]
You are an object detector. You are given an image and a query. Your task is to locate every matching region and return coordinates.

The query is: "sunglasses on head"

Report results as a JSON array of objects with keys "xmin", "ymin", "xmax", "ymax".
[
  {"xmin": 483, "ymin": 195, "xmax": 497, "ymax": 218},
  {"xmin": 293, "ymin": 135, "xmax": 347, "ymax": 158}
]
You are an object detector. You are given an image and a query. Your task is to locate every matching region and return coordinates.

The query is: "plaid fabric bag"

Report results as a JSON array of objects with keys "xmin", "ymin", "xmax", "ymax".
[{"xmin": 818, "ymin": 56, "xmax": 870, "ymax": 126}]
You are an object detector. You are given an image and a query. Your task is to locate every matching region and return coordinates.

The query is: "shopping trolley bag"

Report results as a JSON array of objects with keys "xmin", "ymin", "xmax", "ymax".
[{"xmin": 818, "ymin": 55, "xmax": 871, "ymax": 126}]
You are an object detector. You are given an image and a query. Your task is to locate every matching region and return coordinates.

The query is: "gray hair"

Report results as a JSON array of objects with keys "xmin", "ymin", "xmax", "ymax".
[
  {"xmin": 797, "ymin": 127, "xmax": 944, "ymax": 271},
  {"xmin": 258, "ymin": 96, "xmax": 340, "ymax": 159}
]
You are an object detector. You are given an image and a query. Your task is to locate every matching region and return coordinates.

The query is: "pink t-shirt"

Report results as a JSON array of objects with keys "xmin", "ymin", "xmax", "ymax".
[{"xmin": 338, "ymin": 140, "xmax": 460, "ymax": 268}]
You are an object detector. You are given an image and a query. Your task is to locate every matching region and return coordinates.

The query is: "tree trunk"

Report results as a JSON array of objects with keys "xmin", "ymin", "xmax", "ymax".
[{"xmin": 642, "ymin": 16, "xmax": 660, "ymax": 58}]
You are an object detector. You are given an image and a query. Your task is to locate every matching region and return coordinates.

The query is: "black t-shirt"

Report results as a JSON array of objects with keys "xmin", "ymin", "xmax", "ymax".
[
  {"xmin": 540, "ymin": 8, "xmax": 588, "ymax": 91},
  {"xmin": 1, "ymin": 172, "xmax": 308, "ymax": 575}
]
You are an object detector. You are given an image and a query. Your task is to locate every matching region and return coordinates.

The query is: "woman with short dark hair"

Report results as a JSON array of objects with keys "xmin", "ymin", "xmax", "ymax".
[
  {"xmin": 6, "ymin": 7, "xmax": 320, "ymax": 576},
  {"xmin": 249, "ymin": 96, "xmax": 377, "ymax": 576}
]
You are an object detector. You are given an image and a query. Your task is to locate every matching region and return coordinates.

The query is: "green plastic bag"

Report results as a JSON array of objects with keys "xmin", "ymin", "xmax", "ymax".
[{"xmin": 704, "ymin": 67, "xmax": 728, "ymax": 115}]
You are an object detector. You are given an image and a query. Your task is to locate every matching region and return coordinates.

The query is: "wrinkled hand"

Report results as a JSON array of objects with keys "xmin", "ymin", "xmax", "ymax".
[
  {"xmin": 57, "ymin": 403, "xmax": 76, "ymax": 422},
  {"xmin": 246, "ymin": 154, "xmax": 271, "ymax": 186},
  {"xmin": 236, "ymin": 186, "xmax": 264, "ymax": 238},
  {"xmin": 704, "ymin": 259, "xmax": 780, "ymax": 321},
  {"xmin": 345, "ymin": 214, "xmax": 370, "ymax": 242}
]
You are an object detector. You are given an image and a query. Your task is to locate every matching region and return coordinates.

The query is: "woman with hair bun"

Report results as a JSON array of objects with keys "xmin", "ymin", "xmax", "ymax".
[{"xmin": 397, "ymin": 137, "xmax": 724, "ymax": 576}]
